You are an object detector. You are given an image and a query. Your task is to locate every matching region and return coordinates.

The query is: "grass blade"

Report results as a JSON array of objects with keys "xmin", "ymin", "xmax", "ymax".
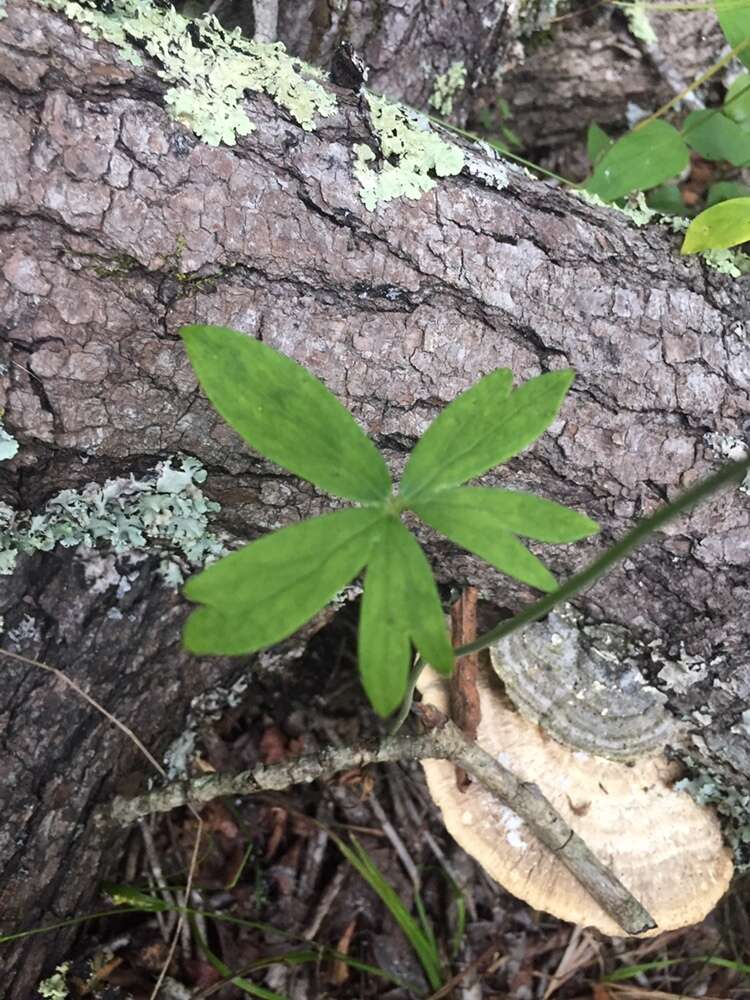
[
  {"xmin": 190, "ymin": 917, "xmax": 292, "ymax": 999},
  {"xmin": 605, "ymin": 954, "xmax": 750, "ymax": 982},
  {"xmin": 332, "ymin": 834, "xmax": 444, "ymax": 991}
]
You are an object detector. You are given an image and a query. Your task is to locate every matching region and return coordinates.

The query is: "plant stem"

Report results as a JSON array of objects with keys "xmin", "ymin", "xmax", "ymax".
[
  {"xmin": 432, "ymin": 116, "xmax": 575, "ymax": 187},
  {"xmin": 455, "ymin": 457, "xmax": 748, "ymax": 658},
  {"xmin": 392, "ymin": 457, "xmax": 748, "ymax": 733},
  {"xmin": 635, "ymin": 37, "xmax": 750, "ymax": 133}
]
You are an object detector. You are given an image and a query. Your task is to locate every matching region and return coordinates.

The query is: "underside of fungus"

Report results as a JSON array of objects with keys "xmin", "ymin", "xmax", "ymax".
[{"xmin": 417, "ymin": 663, "xmax": 733, "ymax": 936}]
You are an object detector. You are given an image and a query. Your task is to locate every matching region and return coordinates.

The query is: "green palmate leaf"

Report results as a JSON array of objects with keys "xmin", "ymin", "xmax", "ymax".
[
  {"xmin": 359, "ymin": 517, "xmax": 453, "ymax": 715},
  {"xmin": 358, "ymin": 523, "xmax": 412, "ymax": 716},
  {"xmin": 586, "ymin": 122, "xmax": 613, "ymax": 165},
  {"xmin": 584, "ymin": 120, "xmax": 689, "ymax": 202},
  {"xmin": 706, "ymin": 179, "xmax": 750, "ymax": 207},
  {"xmin": 682, "ymin": 108, "xmax": 750, "ymax": 165},
  {"xmin": 181, "ymin": 325, "xmax": 391, "ymax": 503},
  {"xmin": 412, "ymin": 488, "xmax": 580, "ymax": 592},
  {"xmin": 413, "ymin": 487, "xmax": 599, "ymax": 543},
  {"xmin": 646, "ymin": 184, "xmax": 687, "ymax": 215},
  {"xmin": 716, "ymin": 0, "xmax": 750, "ymax": 70},
  {"xmin": 398, "ymin": 368, "xmax": 512, "ymax": 500},
  {"xmin": 184, "ymin": 507, "xmax": 383, "ymax": 655},
  {"xmin": 394, "ymin": 518, "xmax": 455, "ymax": 672},
  {"xmin": 724, "ymin": 73, "xmax": 750, "ymax": 126},
  {"xmin": 399, "ymin": 369, "xmax": 574, "ymax": 502},
  {"xmin": 681, "ymin": 196, "xmax": 750, "ymax": 252}
]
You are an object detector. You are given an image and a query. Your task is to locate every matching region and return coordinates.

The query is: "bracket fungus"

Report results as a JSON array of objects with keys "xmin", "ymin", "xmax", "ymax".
[
  {"xmin": 489, "ymin": 608, "xmax": 676, "ymax": 761},
  {"xmin": 417, "ymin": 654, "xmax": 733, "ymax": 936}
]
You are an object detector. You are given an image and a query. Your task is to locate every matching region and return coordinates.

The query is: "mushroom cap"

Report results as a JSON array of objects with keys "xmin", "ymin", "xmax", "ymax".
[{"xmin": 418, "ymin": 665, "xmax": 733, "ymax": 936}]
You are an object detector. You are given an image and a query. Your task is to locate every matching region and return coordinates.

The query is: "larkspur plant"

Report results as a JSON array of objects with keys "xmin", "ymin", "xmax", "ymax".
[{"xmin": 180, "ymin": 325, "xmax": 598, "ymax": 716}]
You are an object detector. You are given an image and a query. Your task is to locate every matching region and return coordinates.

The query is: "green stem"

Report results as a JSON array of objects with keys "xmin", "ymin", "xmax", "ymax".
[
  {"xmin": 430, "ymin": 116, "xmax": 575, "ymax": 187},
  {"xmin": 457, "ymin": 458, "xmax": 748, "ymax": 656},
  {"xmin": 634, "ymin": 36, "xmax": 750, "ymax": 134},
  {"xmin": 388, "ymin": 653, "xmax": 425, "ymax": 735},
  {"xmin": 391, "ymin": 457, "xmax": 748, "ymax": 733}
]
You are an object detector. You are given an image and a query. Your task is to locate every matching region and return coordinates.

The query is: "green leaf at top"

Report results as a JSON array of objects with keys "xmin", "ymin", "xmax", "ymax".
[
  {"xmin": 181, "ymin": 325, "xmax": 391, "ymax": 503},
  {"xmin": 412, "ymin": 489, "xmax": 577, "ymax": 592},
  {"xmin": 584, "ymin": 120, "xmax": 689, "ymax": 203},
  {"xmin": 399, "ymin": 369, "xmax": 573, "ymax": 503},
  {"xmin": 358, "ymin": 516, "xmax": 453, "ymax": 715},
  {"xmin": 183, "ymin": 506, "xmax": 383, "ymax": 655},
  {"xmin": 716, "ymin": 1, "xmax": 750, "ymax": 70},
  {"xmin": 724, "ymin": 73, "xmax": 750, "ymax": 126},
  {"xmin": 587, "ymin": 122, "xmax": 613, "ymax": 166},
  {"xmin": 681, "ymin": 197, "xmax": 750, "ymax": 252},
  {"xmin": 682, "ymin": 109, "xmax": 750, "ymax": 166}
]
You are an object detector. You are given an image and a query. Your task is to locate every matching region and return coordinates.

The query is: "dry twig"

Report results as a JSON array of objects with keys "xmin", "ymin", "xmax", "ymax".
[
  {"xmin": 109, "ymin": 716, "xmax": 656, "ymax": 936},
  {"xmin": 449, "ymin": 587, "xmax": 482, "ymax": 791}
]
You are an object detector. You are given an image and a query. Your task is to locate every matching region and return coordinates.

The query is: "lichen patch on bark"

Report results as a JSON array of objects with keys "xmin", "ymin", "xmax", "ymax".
[
  {"xmin": 37, "ymin": 0, "xmax": 337, "ymax": 144},
  {"xmin": 355, "ymin": 92, "xmax": 465, "ymax": 210}
]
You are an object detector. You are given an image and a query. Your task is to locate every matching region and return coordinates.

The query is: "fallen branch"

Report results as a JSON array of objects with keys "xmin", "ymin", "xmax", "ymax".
[{"xmin": 106, "ymin": 715, "xmax": 655, "ymax": 935}]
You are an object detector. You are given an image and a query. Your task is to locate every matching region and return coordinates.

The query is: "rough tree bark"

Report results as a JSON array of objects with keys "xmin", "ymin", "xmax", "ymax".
[
  {"xmin": 276, "ymin": 0, "xmax": 511, "ymax": 114},
  {"xmin": 275, "ymin": 1, "xmax": 724, "ymax": 176},
  {"xmin": 1, "ymin": 0, "xmax": 749, "ymax": 994}
]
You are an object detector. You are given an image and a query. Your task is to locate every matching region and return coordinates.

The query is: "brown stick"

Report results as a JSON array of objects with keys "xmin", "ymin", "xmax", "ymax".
[
  {"xmin": 106, "ymin": 717, "xmax": 656, "ymax": 935},
  {"xmin": 449, "ymin": 587, "xmax": 482, "ymax": 790}
]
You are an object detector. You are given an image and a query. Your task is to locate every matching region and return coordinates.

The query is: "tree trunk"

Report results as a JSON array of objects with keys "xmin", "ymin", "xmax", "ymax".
[
  {"xmin": 1, "ymin": 0, "xmax": 749, "ymax": 993},
  {"xmin": 275, "ymin": 1, "xmax": 724, "ymax": 176},
  {"xmin": 276, "ymin": 0, "xmax": 510, "ymax": 118}
]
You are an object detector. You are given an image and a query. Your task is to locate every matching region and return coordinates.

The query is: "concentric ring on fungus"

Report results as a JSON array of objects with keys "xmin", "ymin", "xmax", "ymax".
[
  {"xmin": 489, "ymin": 608, "xmax": 675, "ymax": 761},
  {"xmin": 417, "ymin": 664, "xmax": 733, "ymax": 936}
]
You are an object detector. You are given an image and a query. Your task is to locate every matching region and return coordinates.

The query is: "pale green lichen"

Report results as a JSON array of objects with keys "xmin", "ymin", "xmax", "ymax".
[
  {"xmin": 651, "ymin": 642, "xmax": 709, "ymax": 694},
  {"xmin": 575, "ymin": 189, "xmax": 658, "ymax": 227},
  {"xmin": 578, "ymin": 193, "xmax": 750, "ymax": 277},
  {"xmin": 37, "ymin": 964, "xmax": 71, "ymax": 1000},
  {"xmin": 621, "ymin": 191, "xmax": 658, "ymax": 226},
  {"xmin": 624, "ymin": 1, "xmax": 657, "ymax": 46},
  {"xmin": 462, "ymin": 142, "xmax": 511, "ymax": 190},
  {"xmin": 429, "ymin": 61, "xmax": 467, "ymax": 117},
  {"xmin": 36, "ymin": 0, "xmax": 337, "ymax": 145},
  {"xmin": 355, "ymin": 92, "xmax": 464, "ymax": 211},
  {"xmin": 676, "ymin": 764, "xmax": 750, "ymax": 869},
  {"xmin": 0, "ymin": 0, "xmax": 7, "ymax": 20},
  {"xmin": 0, "ymin": 420, "xmax": 18, "ymax": 461},
  {"xmin": 0, "ymin": 455, "xmax": 226, "ymax": 586},
  {"xmin": 163, "ymin": 667, "xmax": 252, "ymax": 778},
  {"xmin": 701, "ymin": 247, "xmax": 750, "ymax": 278}
]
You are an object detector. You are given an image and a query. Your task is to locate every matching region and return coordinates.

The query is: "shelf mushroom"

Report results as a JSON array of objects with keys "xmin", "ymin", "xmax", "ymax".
[{"xmin": 417, "ymin": 660, "xmax": 734, "ymax": 936}]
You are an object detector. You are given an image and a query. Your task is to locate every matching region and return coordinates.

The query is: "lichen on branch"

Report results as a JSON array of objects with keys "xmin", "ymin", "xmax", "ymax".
[
  {"xmin": 0, "ymin": 455, "xmax": 226, "ymax": 585},
  {"xmin": 354, "ymin": 92, "xmax": 465, "ymax": 211},
  {"xmin": 37, "ymin": 0, "xmax": 337, "ymax": 144}
]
